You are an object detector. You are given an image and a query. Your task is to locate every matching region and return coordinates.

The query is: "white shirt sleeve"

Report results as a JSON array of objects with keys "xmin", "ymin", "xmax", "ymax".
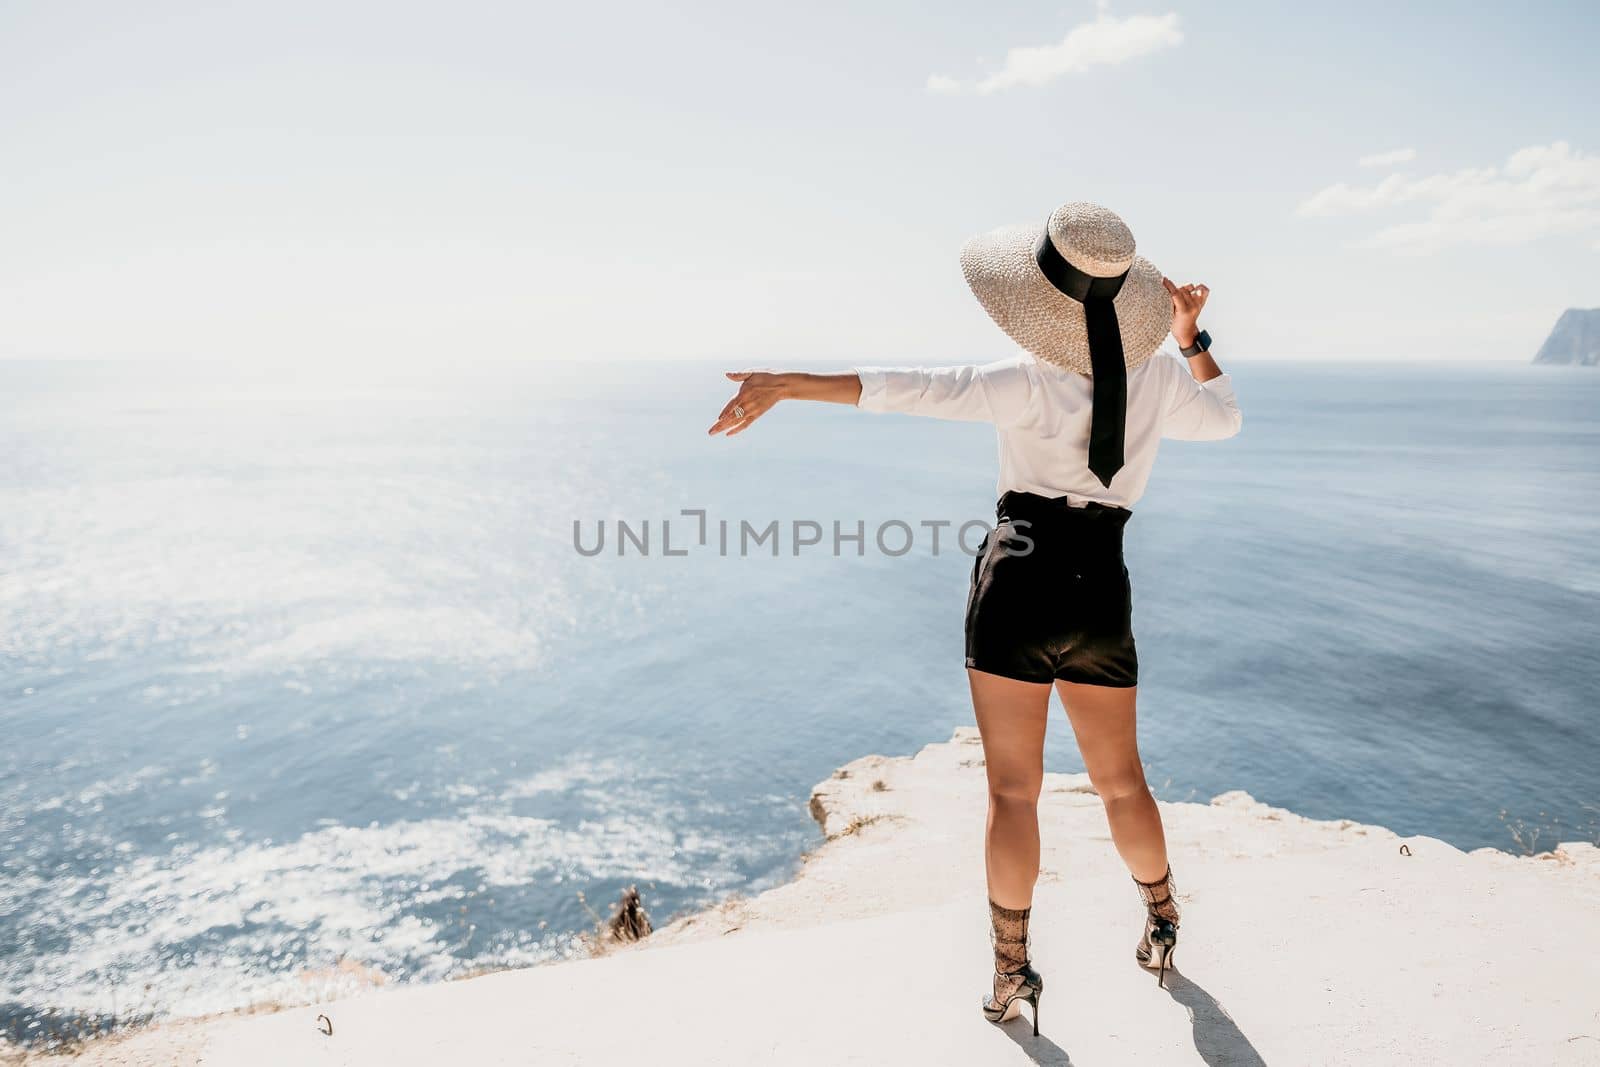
[
  {"xmin": 1155, "ymin": 351, "xmax": 1243, "ymax": 441},
  {"xmin": 851, "ymin": 357, "xmax": 1037, "ymax": 428}
]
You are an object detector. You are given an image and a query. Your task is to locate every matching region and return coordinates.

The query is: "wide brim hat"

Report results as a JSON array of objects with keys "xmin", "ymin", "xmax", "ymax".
[{"xmin": 959, "ymin": 202, "xmax": 1173, "ymax": 377}]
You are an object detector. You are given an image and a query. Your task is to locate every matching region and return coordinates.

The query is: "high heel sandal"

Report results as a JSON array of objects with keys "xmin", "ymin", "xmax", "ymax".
[
  {"xmin": 981, "ymin": 962, "xmax": 1044, "ymax": 1036},
  {"xmin": 980, "ymin": 899, "xmax": 1045, "ymax": 1036},
  {"xmin": 1132, "ymin": 864, "xmax": 1181, "ymax": 989}
]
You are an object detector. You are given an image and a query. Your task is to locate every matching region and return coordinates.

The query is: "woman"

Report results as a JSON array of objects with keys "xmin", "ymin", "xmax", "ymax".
[{"xmin": 706, "ymin": 202, "xmax": 1241, "ymax": 1037}]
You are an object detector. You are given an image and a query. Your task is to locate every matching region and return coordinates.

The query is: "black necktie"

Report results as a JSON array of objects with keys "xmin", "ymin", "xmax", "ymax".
[{"xmin": 1033, "ymin": 224, "xmax": 1129, "ymax": 488}]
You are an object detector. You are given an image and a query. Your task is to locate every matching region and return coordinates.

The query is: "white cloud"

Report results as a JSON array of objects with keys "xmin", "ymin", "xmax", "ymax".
[
  {"xmin": 1358, "ymin": 147, "xmax": 1416, "ymax": 168},
  {"xmin": 1296, "ymin": 141, "xmax": 1600, "ymax": 254},
  {"xmin": 927, "ymin": 9, "xmax": 1182, "ymax": 95}
]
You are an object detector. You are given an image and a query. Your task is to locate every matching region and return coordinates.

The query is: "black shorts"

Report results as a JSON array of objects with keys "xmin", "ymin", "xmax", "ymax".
[{"xmin": 964, "ymin": 490, "xmax": 1138, "ymax": 687}]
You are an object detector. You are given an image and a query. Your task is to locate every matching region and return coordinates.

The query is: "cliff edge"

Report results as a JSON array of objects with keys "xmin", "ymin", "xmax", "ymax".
[{"xmin": 27, "ymin": 727, "xmax": 1600, "ymax": 1066}]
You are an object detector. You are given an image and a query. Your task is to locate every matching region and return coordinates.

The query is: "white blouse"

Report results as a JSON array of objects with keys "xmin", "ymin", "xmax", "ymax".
[{"xmin": 852, "ymin": 350, "xmax": 1242, "ymax": 509}]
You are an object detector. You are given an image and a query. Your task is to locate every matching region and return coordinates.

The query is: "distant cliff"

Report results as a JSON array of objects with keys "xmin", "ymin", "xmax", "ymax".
[{"xmin": 1533, "ymin": 308, "xmax": 1600, "ymax": 365}]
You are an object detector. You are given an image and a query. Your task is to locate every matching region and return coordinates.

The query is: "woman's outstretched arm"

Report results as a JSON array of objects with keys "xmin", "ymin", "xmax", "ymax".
[
  {"xmin": 708, "ymin": 359, "xmax": 1036, "ymax": 437},
  {"xmin": 706, "ymin": 371, "xmax": 861, "ymax": 436}
]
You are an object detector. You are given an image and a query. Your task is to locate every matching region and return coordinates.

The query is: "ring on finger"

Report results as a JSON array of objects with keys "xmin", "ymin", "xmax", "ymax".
[{"xmin": 733, "ymin": 404, "xmax": 746, "ymax": 418}]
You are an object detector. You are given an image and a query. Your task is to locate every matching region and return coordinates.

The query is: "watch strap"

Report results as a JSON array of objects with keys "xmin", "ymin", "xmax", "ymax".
[{"xmin": 1179, "ymin": 329, "xmax": 1212, "ymax": 358}]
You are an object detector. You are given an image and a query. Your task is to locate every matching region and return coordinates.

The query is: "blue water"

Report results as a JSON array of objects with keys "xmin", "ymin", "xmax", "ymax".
[{"xmin": 2, "ymin": 359, "xmax": 1597, "ymax": 1042}]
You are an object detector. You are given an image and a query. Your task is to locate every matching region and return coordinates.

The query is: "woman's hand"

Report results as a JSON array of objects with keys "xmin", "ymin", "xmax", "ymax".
[
  {"xmin": 708, "ymin": 371, "xmax": 788, "ymax": 436},
  {"xmin": 1162, "ymin": 277, "xmax": 1210, "ymax": 349}
]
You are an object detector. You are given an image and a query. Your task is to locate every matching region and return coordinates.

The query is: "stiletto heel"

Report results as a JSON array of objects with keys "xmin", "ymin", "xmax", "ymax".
[
  {"xmin": 1132, "ymin": 864, "xmax": 1182, "ymax": 988},
  {"xmin": 981, "ymin": 962, "xmax": 1044, "ymax": 1032}
]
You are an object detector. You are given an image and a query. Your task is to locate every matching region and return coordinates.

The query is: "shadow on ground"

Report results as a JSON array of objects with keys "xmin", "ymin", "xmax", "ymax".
[
  {"xmin": 1162, "ymin": 964, "xmax": 1267, "ymax": 1066},
  {"xmin": 991, "ymin": 962, "xmax": 1267, "ymax": 1066}
]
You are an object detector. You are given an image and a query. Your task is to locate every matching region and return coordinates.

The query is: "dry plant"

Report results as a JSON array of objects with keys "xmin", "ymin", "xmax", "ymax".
[
  {"xmin": 1498, "ymin": 806, "xmax": 1599, "ymax": 856},
  {"xmin": 576, "ymin": 885, "xmax": 654, "ymax": 956},
  {"xmin": 1499, "ymin": 809, "xmax": 1545, "ymax": 856},
  {"xmin": 606, "ymin": 885, "xmax": 653, "ymax": 943},
  {"xmin": 832, "ymin": 813, "xmax": 904, "ymax": 840}
]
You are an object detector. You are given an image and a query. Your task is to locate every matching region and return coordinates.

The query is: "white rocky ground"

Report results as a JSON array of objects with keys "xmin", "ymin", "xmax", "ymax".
[{"xmin": 20, "ymin": 727, "xmax": 1600, "ymax": 1065}]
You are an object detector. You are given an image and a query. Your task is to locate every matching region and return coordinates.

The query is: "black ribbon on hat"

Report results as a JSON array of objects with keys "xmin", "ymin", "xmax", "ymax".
[{"xmin": 1033, "ymin": 223, "xmax": 1128, "ymax": 488}]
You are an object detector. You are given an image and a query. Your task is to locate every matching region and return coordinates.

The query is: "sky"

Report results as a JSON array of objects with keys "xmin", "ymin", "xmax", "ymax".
[{"xmin": 1, "ymin": 0, "xmax": 1596, "ymax": 365}]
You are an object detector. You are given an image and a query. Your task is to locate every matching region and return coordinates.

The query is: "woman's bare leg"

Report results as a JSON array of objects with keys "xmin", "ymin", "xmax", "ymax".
[
  {"xmin": 968, "ymin": 668, "xmax": 1052, "ymax": 908},
  {"xmin": 1054, "ymin": 681, "xmax": 1168, "ymax": 883}
]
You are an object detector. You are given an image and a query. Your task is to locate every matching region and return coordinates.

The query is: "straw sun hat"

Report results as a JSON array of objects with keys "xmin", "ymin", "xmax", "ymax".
[{"xmin": 959, "ymin": 202, "xmax": 1173, "ymax": 377}]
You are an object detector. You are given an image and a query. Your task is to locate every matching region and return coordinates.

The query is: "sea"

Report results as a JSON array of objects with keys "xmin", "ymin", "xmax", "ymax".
[{"xmin": 2, "ymin": 358, "xmax": 1596, "ymax": 1045}]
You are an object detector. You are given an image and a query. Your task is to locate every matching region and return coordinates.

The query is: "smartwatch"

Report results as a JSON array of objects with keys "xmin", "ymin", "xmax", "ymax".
[{"xmin": 1178, "ymin": 329, "xmax": 1212, "ymax": 358}]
